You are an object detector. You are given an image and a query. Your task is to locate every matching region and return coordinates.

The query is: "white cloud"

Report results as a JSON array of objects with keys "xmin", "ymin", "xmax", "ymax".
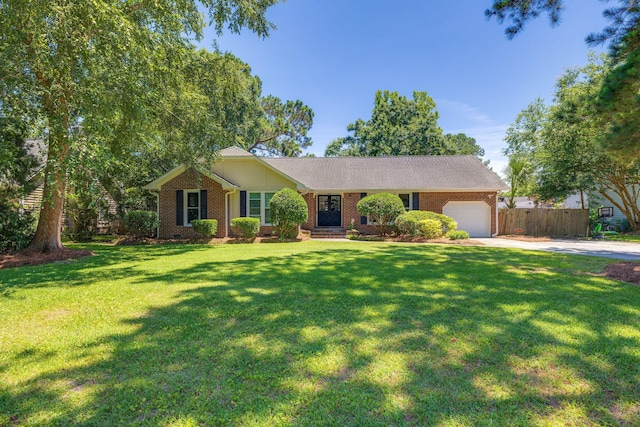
[{"xmin": 438, "ymin": 99, "xmax": 492, "ymax": 125}]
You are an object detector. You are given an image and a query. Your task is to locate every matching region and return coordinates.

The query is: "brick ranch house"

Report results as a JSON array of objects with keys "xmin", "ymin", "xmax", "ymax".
[{"xmin": 144, "ymin": 146, "xmax": 508, "ymax": 238}]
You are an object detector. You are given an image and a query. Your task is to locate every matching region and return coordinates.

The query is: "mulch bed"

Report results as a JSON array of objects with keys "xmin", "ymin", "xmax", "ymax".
[
  {"xmin": 0, "ymin": 248, "xmax": 95, "ymax": 270},
  {"xmin": 349, "ymin": 236, "xmax": 484, "ymax": 245},
  {"xmin": 603, "ymin": 262, "xmax": 640, "ymax": 286}
]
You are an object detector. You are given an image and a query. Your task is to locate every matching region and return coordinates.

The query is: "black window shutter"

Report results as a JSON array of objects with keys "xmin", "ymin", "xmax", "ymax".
[
  {"xmin": 360, "ymin": 193, "xmax": 367, "ymax": 225},
  {"xmin": 200, "ymin": 190, "xmax": 207, "ymax": 219},
  {"xmin": 240, "ymin": 191, "xmax": 247, "ymax": 217},
  {"xmin": 412, "ymin": 192, "xmax": 419, "ymax": 210},
  {"xmin": 176, "ymin": 190, "xmax": 183, "ymax": 226}
]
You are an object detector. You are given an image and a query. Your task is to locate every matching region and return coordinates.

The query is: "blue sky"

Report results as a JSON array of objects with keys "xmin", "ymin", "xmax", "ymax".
[{"xmin": 201, "ymin": 0, "xmax": 608, "ymax": 175}]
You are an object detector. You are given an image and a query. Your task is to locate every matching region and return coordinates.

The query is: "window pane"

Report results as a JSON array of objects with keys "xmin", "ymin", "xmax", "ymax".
[
  {"xmin": 187, "ymin": 192, "xmax": 199, "ymax": 208},
  {"xmin": 187, "ymin": 207, "xmax": 199, "ymax": 223},
  {"xmin": 265, "ymin": 192, "xmax": 275, "ymax": 206},
  {"xmin": 330, "ymin": 196, "xmax": 341, "ymax": 211},
  {"xmin": 250, "ymin": 192, "xmax": 261, "ymax": 200},
  {"xmin": 249, "ymin": 199, "xmax": 261, "ymax": 208},
  {"xmin": 399, "ymin": 194, "xmax": 410, "ymax": 210},
  {"xmin": 249, "ymin": 208, "xmax": 261, "ymax": 217},
  {"xmin": 265, "ymin": 208, "xmax": 271, "ymax": 224},
  {"xmin": 318, "ymin": 196, "xmax": 329, "ymax": 212}
]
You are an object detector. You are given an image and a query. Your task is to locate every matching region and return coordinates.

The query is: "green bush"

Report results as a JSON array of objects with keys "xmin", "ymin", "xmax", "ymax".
[
  {"xmin": 231, "ymin": 217, "xmax": 261, "ymax": 241},
  {"xmin": 406, "ymin": 210, "xmax": 457, "ymax": 233},
  {"xmin": 191, "ymin": 219, "xmax": 218, "ymax": 238},
  {"xmin": 446, "ymin": 230, "xmax": 470, "ymax": 240},
  {"xmin": 0, "ymin": 208, "xmax": 36, "ymax": 253},
  {"xmin": 124, "ymin": 210, "xmax": 159, "ymax": 238},
  {"xmin": 418, "ymin": 219, "xmax": 443, "ymax": 239},
  {"xmin": 357, "ymin": 193, "xmax": 405, "ymax": 236},
  {"xmin": 395, "ymin": 213, "xmax": 419, "ymax": 237},
  {"xmin": 269, "ymin": 188, "xmax": 308, "ymax": 239}
]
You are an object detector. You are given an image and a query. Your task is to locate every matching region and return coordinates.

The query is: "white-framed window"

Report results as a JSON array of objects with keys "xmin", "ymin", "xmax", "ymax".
[
  {"xmin": 398, "ymin": 193, "xmax": 412, "ymax": 211},
  {"xmin": 185, "ymin": 190, "xmax": 200, "ymax": 226},
  {"xmin": 248, "ymin": 191, "xmax": 276, "ymax": 225}
]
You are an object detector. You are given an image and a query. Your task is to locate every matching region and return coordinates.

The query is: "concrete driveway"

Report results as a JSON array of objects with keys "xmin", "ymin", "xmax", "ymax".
[{"xmin": 476, "ymin": 238, "xmax": 640, "ymax": 260}]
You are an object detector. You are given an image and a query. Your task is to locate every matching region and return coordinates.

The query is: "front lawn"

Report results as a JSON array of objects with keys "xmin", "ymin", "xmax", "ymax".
[{"xmin": 1, "ymin": 241, "xmax": 639, "ymax": 426}]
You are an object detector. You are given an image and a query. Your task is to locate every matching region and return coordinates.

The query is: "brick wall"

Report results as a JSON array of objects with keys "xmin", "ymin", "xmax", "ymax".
[
  {"xmin": 301, "ymin": 193, "xmax": 316, "ymax": 231},
  {"xmin": 343, "ymin": 192, "xmax": 378, "ymax": 234},
  {"xmin": 419, "ymin": 192, "xmax": 497, "ymax": 235},
  {"xmin": 158, "ymin": 169, "xmax": 227, "ymax": 239}
]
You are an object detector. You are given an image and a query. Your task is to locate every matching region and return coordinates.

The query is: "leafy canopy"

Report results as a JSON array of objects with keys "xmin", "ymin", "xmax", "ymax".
[
  {"xmin": 325, "ymin": 90, "xmax": 485, "ymax": 159},
  {"xmin": 0, "ymin": 0, "xmax": 280, "ymax": 251}
]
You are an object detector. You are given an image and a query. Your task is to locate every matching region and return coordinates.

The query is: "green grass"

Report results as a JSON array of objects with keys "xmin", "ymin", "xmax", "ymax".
[
  {"xmin": 603, "ymin": 233, "xmax": 640, "ymax": 242},
  {"xmin": 1, "ymin": 241, "xmax": 639, "ymax": 426}
]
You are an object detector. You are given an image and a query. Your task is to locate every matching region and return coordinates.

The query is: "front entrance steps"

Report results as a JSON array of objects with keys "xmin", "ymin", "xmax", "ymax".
[{"xmin": 310, "ymin": 228, "xmax": 346, "ymax": 239}]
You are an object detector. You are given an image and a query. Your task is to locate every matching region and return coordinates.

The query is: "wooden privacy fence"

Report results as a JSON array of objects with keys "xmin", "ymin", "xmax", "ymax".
[{"xmin": 498, "ymin": 208, "xmax": 590, "ymax": 238}]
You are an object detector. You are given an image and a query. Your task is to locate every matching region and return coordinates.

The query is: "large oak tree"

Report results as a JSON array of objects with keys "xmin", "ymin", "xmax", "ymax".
[{"xmin": 0, "ymin": 0, "xmax": 279, "ymax": 252}]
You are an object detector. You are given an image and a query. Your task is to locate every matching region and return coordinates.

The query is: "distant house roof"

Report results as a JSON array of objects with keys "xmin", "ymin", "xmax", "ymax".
[
  {"xmin": 262, "ymin": 155, "xmax": 507, "ymax": 192},
  {"xmin": 218, "ymin": 146, "xmax": 254, "ymax": 158}
]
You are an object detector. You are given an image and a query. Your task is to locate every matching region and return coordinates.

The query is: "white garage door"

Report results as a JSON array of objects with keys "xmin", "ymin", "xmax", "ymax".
[{"xmin": 443, "ymin": 201, "xmax": 491, "ymax": 238}]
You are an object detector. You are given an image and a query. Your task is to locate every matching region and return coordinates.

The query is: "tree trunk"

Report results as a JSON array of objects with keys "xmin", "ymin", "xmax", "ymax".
[{"xmin": 27, "ymin": 134, "xmax": 69, "ymax": 252}]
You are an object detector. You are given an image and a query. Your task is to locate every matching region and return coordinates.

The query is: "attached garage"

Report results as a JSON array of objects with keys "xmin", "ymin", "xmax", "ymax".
[{"xmin": 443, "ymin": 201, "xmax": 492, "ymax": 238}]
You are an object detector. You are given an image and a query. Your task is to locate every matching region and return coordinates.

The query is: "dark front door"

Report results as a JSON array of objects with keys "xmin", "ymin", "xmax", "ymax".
[{"xmin": 317, "ymin": 195, "xmax": 342, "ymax": 227}]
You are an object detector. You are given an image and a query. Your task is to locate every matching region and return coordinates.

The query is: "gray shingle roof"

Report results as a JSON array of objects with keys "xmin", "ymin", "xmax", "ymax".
[
  {"xmin": 261, "ymin": 155, "xmax": 507, "ymax": 191},
  {"xmin": 218, "ymin": 146, "xmax": 254, "ymax": 157}
]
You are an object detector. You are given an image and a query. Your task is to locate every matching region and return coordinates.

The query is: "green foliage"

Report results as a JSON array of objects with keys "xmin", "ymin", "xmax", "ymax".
[
  {"xmin": 325, "ymin": 90, "xmax": 484, "ymax": 159},
  {"xmin": 405, "ymin": 210, "xmax": 457, "ymax": 234},
  {"xmin": 487, "ymin": 1, "xmax": 640, "ymax": 156},
  {"xmin": 0, "ymin": 210, "xmax": 36, "ymax": 253},
  {"xmin": 269, "ymin": 188, "xmax": 308, "ymax": 239},
  {"xmin": 124, "ymin": 211, "xmax": 159, "ymax": 238},
  {"xmin": 0, "ymin": 0, "xmax": 279, "ymax": 251},
  {"xmin": 356, "ymin": 193, "xmax": 405, "ymax": 236},
  {"xmin": 523, "ymin": 53, "xmax": 640, "ymax": 230},
  {"xmin": 246, "ymin": 96, "xmax": 314, "ymax": 157},
  {"xmin": 0, "ymin": 119, "xmax": 39, "ymax": 203},
  {"xmin": 394, "ymin": 213, "xmax": 419, "ymax": 237},
  {"xmin": 0, "ymin": 119, "xmax": 39, "ymax": 252},
  {"xmin": 447, "ymin": 230, "xmax": 470, "ymax": 240},
  {"xmin": 191, "ymin": 219, "xmax": 218, "ymax": 238},
  {"xmin": 418, "ymin": 219, "xmax": 443, "ymax": 239},
  {"xmin": 231, "ymin": 217, "xmax": 261, "ymax": 241}
]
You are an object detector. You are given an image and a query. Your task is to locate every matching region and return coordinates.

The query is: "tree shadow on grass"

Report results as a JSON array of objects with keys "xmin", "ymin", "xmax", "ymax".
[
  {"xmin": 1, "ymin": 243, "xmax": 639, "ymax": 425},
  {"xmin": 0, "ymin": 244, "xmax": 215, "ymax": 298}
]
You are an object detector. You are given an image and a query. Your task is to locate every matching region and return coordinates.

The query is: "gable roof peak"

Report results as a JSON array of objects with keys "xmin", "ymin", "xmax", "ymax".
[{"xmin": 218, "ymin": 146, "xmax": 254, "ymax": 157}]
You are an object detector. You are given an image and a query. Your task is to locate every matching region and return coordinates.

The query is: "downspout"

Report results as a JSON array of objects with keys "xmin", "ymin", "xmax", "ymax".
[
  {"xmin": 492, "ymin": 191, "xmax": 499, "ymax": 237},
  {"xmin": 225, "ymin": 188, "xmax": 237, "ymax": 237}
]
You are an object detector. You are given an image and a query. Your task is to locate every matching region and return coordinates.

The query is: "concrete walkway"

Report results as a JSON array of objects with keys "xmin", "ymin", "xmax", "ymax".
[{"xmin": 475, "ymin": 238, "xmax": 640, "ymax": 260}]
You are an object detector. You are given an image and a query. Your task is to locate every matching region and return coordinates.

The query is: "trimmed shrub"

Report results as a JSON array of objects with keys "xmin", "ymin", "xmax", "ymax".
[
  {"xmin": 124, "ymin": 210, "xmax": 159, "ymax": 238},
  {"xmin": 269, "ymin": 188, "xmax": 308, "ymax": 239},
  {"xmin": 0, "ymin": 208, "xmax": 36, "ymax": 253},
  {"xmin": 418, "ymin": 219, "xmax": 443, "ymax": 239},
  {"xmin": 191, "ymin": 219, "xmax": 218, "ymax": 238},
  {"xmin": 357, "ymin": 193, "xmax": 405, "ymax": 236},
  {"xmin": 395, "ymin": 213, "xmax": 419, "ymax": 237},
  {"xmin": 406, "ymin": 210, "xmax": 457, "ymax": 234},
  {"xmin": 447, "ymin": 230, "xmax": 470, "ymax": 240},
  {"xmin": 231, "ymin": 217, "xmax": 260, "ymax": 241}
]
